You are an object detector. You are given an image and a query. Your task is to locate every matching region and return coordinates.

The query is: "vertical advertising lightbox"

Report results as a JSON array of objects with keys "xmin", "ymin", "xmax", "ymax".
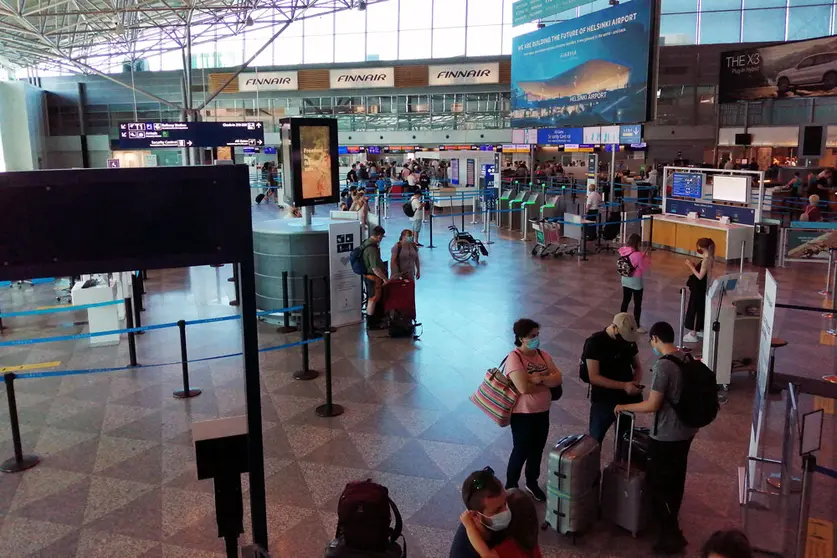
[{"xmin": 280, "ymin": 118, "xmax": 340, "ymax": 208}]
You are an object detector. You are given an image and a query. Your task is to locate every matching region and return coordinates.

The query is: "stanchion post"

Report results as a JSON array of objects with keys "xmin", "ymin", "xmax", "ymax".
[
  {"xmin": 461, "ymin": 192, "xmax": 466, "ymax": 232},
  {"xmin": 173, "ymin": 320, "xmax": 201, "ymax": 398},
  {"xmin": 580, "ymin": 222, "xmax": 588, "ymax": 262},
  {"xmin": 793, "ymin": 455, "xmax": 816, "ymax": 558},
  {"xmin": 132, "ymin": 278, "xmax": 144, "ymax": 335},
  {"xmin": 428, "ymin": 206, "xmax": 436, "ymax": 249},
  {"xmin": 125, "ymin": 297, "xmax": 138, "ymax": 367},
  {"xmin": 135, "ymin": 272, "xmax": 146, "ymax": 310},
  {"xmin": 322, "ymin": 276, "xmax": 334, "ymax": 333},
  {"xmin": 229, "ymin": 265, "xmax": 240, "ymax": 307},
  {"xmin": 677, "ymin": 288, "xmax": 688, "ymax": 350},
  {"xmin": 294, "ymin": 276, "xmax": 319, "ymax": 380},
  {"xmin": 315, "ymin": 331, "xmax": 344, "ymax": 417},
  {"xmin": 820, "ymin": 249, "xmax": 833, "ymax": 296},
  {"xmin": 0, "ymin": 373, "xmax": 40, "ymax": 473},
  {"xmin": 740, "ymin": 240, "xmax": 746, "ymax": 275},
  {"xmin": 277, "ymin": 271, "xmax": 296, "ymax": 333},
  {"xmin": 521, "ymin": 205, "xmax": 528, "ymax": 241}
]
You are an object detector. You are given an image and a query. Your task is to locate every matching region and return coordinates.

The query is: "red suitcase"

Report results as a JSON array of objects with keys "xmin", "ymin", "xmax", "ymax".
[{"xmin": 382, "ymin": 279, "xmax": 416, "ymax": 320}]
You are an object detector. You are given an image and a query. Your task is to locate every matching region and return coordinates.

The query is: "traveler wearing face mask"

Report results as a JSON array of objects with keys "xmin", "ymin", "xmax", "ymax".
[
  {"xmin": 504, "ymin": 319, "xmax": 563, "ymax": 502},
  {"xmin": 390, "ymin": 229, "xmax": 421, "ymax": 281},
  {"xmin": 450, "ymin": 467, "xmax": 511, "ymax": 558},
  {"xmin": 615, "ymin": 321, "xmax": 697, "ymax": 555}
]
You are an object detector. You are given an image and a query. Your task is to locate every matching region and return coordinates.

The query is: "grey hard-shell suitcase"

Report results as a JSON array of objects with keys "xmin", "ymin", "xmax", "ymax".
[
  {"xmin": 600, "ymin": 412, "xmax": 649, "ymax": 537},
  {"xmin": 544, "ymin": 434, "xmax": 601, "ymax": 536}
]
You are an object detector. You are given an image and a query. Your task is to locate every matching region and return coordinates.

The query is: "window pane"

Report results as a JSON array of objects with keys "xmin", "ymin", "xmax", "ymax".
[
  {"xmin": 660, "ymin": 14, "xmax": 697, "ymax": 44},
  {"xmin": 367, "ymin": 0, "xmax": 398, "ymax": 28},
  {"xmin": 304, "ymin": 12, "xmax": 333, "ymax": 36},
  {"xmin": 335, "ymin": 33, "xmax": 366, "ymax": 63},
  {"xmin": 579, "ymin": 0, "xmax": 612, "ymax": 17},
  {"xmin": 501, "ymin": 24, "xmax": 512, "ymax": 54},
  {"xmin": 701, "ymin": 0, "xmax": 741, "ymax": 11},
  {"xmin": 744, "ymin": 0, "xmax": 784, "ymax": 8},
  {"xmin": 467, "ymin": 25, "xmax": 502, "ymax": 56},
  {"xmin": 275, "ymin": 35, "xmax": 303, "ymax": 65},
  {"xmin": 400, "ymin": 0, "xmax": 432, "ymax": 30},
  {"xmin": 367, "ymin": 31, "xmax": 399, "ymax": 61},
  {"xmin": 244, "ymin": 27, "xmax": 274, "ymax": 66},
  {"xmin": 468, "ymin": 0, "xmax": 503, "ymax": 26},
  {"xmin": 788, "ymin": 6, "xmax": 831, "ymax": 40},
  {"xmin": 399, "ymin": 29, "xmax": 431, "ymax": 59},
  {"xmin": 304, "ymin": 33, "xmax": 334, "ymax": 64},
  {"xmin": 503, "ymin": 0, "xmax": 513, "ymax": 25},
  {"xmin": 700, "ymin": 11, "xmax": 741, "ymax": 43},
  {"xmin": 433, "ymin": 27, "xmax": 466, "ymax": 58},
  {"xmin": 335, "ymin": 8, "xmax": 366, "ymax": 33},
  {"xmin": 435, "ymin": 0, "xmax": 466, "ymax": 28},
  {"xmin": 742, "ymin": 8, "xmax": 786, "ymax": 41},
  {"xmin": 662, "ymin": 0, "xmax": 698, "ymax": 13},
  {"xmin": 217, "ymin": 37, "xmax": 243, "ymax": 66}
]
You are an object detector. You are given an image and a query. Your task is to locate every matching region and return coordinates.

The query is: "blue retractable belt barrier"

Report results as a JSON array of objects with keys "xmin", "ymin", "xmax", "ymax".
[{"xmin": 0, "ymin": 299, "xmax": 126, "ymax": 319}]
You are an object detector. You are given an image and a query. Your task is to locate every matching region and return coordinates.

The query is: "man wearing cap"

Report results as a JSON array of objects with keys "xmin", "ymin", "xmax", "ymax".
[{"xmin": 583, "ymin": 312, "xmax": 644, "ymax": 444}]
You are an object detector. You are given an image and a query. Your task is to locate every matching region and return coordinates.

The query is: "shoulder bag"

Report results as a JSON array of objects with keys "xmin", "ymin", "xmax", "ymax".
[{"xmin": 470, "ymin": 356, "xmax": 518, "ymax": 427}]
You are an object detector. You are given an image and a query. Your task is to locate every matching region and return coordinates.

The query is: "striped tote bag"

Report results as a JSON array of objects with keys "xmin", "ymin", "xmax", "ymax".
[{"xmin": 470, "ymin": 358, "xmax": 519, "ymax": 427}]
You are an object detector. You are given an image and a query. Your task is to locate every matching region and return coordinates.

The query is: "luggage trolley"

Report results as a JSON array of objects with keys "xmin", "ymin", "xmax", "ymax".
[{"xmin": 530, "ymin": 219, "xmax": 578, "ymax": 258}]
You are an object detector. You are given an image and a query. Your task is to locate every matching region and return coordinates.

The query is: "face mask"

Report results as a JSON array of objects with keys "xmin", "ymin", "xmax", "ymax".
[
  {"xmin": 405, "ymin": 235, "xmax": 413, "ymax": 242},
  {"xmin": 482, "ymin": 508, "xmax": 512, "ymax": 531},
  {"xmin": 526, "ymin": 338, "xmax": 541, "ymax": 350},
  {"xmin": 652, "ymin": 346, "xmax": 662, "ymax": 357}
]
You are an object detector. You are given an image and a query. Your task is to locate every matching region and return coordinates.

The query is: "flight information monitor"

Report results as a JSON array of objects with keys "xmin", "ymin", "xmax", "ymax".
[
  {"xmin": 118, "ymin": 122, "xmax": 265, "ymax": 149},
  {"xmin": 671, "ymin": 172, "xmax": 704, "ymax": 199}
]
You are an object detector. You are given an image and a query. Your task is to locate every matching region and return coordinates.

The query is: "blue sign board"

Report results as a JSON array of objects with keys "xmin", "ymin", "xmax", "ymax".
[
  {"xmin": 537, "ymin": 128, "xmax": 583, "ymax": 145},
  {"xmin": 367, "ymin": 146, "xmax": 381, "ymax": 155},
  {"xmin": 264, "ymin": 146, "xmax": 277, "ymax": 154},
  {"xmin": 604, "ymin": 144, "xmax": 621, "ymax": 152},
  {"xmin": 118, "ymin": 121, "xmax": 264, "ymax": 149},
  {"xmin": 338, "ymin": 146, "xmax": 349, "ymax": 155},
  {"xmin": 619, "ymin": 125, "xmax": 642, "ymax": 144},
  {"xmin": 511, "ymin": 0, "xmax": 654, "ymax": 127},
  {"xmin": 665, "ymin": 199, "xmax": 756, "ymax": 226}
]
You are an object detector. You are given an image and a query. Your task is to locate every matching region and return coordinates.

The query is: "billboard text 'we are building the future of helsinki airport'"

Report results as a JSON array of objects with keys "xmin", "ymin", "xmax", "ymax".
[{"xmin": 511, "ymin": 0, "xmax": 655, "ymax": 128}]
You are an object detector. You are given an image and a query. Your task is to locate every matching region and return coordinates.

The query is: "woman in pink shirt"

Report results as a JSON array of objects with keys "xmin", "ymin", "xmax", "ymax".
[
  {"xmin": 504, "ymin": 319, "xmax": 563, "ymax": 502},
  {"xmin": 617, "ymin": 233, "xmax": 650, "ymax": 333}
]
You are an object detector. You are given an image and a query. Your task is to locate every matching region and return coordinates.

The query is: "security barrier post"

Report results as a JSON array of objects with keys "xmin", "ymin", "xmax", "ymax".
[
  {"xmin": 229, "ymin": 264, "xmax": 240, "ymax": 307},
  {"xmin": 125, "ymin": 298, "xmax": 138, "ymax": 367},
  {"xmin": 820, "ymin": 249, "xmax": 834, "ymax": 296},
  {"xmin": 316, "ymin": 332, "xmax": 344, "ymax": 417},
  {"xmin": 0, "ymin": 373, "xmax": 40, "ymax": 473},
  {"xmin": 277, "ymin": 271, "xmax": 296, "ymax": 333},
  {"xmin": 132, "ymin": 278, "xmax": 144, "ymax": 335},
  {"xmin": 428, "ymin": 206, "xmax": 436, "ymax": 249},
  {"xmin": 173, "ymin": 319, "xmax": 201, "ymax": 398},
  {"xmin": 294, "ymin": 276, "xmax": 319, "ymax": 380}
]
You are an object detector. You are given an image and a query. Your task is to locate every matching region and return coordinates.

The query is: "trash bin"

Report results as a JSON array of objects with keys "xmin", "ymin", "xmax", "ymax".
[{"xmin": 753, "ymin": 223, "xmax": 779, "ymax": 268}]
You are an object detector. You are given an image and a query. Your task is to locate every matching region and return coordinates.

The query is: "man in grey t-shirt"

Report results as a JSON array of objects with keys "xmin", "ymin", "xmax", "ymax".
[{"xmin": 615, "ymin": 321, "xmax": 696, "ymax": 555}]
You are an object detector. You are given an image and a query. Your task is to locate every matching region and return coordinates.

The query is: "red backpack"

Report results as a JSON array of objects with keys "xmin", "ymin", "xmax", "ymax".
[{"xmin": 336, "ymin": 480, "xmax": 404, "ymax": 554}]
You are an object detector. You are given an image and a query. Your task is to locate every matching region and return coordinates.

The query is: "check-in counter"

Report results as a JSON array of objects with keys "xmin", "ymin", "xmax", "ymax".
[{"xmin": 649, "ymin": 214, "xmax": 754, "ymax": 261}]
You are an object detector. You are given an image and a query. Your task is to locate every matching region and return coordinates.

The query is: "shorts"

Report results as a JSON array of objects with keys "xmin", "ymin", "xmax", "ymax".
[{"xmin": 411, "ymin": 219, "xmax": 422, "ymax": 235}]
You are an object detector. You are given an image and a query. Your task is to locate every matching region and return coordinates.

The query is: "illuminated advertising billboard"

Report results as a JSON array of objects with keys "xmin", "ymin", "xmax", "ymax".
[
  {"xmin": 511, "ymin": 0, "xmax": 655, "ymax": 127},
  {"xmin": 280, "ymin": 118, "xmax": 339, "ymax": 207},
  {"xmin": 719, "ymin": 36, "xmax": 837, "ymax": 102}
]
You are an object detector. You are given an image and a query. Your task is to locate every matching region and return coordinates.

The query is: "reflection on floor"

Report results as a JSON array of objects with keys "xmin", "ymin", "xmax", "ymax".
[{"xmin": 0, "ymin": 213, "xmax": 835, "ymax": 557}]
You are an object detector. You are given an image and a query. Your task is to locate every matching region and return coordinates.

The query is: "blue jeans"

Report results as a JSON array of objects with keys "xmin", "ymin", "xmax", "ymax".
[{"xmin": 589, "ymin": 400, "xmax": 632, "ymax": 445}]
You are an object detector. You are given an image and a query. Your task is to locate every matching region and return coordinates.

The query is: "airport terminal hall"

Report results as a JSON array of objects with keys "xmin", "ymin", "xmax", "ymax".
[{"xmin": 4, "ymin": 0, "xmax": 837, "ymax": 557}]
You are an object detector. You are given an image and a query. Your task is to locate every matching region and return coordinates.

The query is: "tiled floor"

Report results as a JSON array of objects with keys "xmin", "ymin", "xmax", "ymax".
[{"xmin": 0, "ymin": 208, "xmax": 835, "ymax": 558}]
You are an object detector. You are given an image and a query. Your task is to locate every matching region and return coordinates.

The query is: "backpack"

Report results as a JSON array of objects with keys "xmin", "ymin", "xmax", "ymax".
[
  {"xmin": 336, "ymin": 480, "xmax": 404, "ymax": 555},
  {"xmin": 388, "ymin": 311, "xmax": 417, "ymax": 339},
  {"xmin": 578, "ymin": 331, "xmax": 607, "ymax": 384},
  {"xmin": 403, "ymin": 201, "xmax": 415, "ymax": 218},
  {"xmin": 658, "ymin": 354, "xmax": 719, "ymax": 429},
  {"xmin": 349, "ymin": 245, "xmax": 367, "ymax": 275},
  {"xmin": 616, "ymin": 251, "xmax": 636, "ymax": 277}
]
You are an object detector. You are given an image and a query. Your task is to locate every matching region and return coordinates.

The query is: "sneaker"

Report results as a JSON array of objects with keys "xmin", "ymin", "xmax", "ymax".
[
  {"xmin": 696, "ymin": 331, "xmax": 704, "ymax": 338},
  {"xmin": 682, "ymin": 333, "xmax": 699, "ymax": 343},
  {"xmin": 416, "ymin": 242, "xmax": 424, "ymax": 247},
  {"xmin": 525, "ymin": 484, "xmax": 546, "ymax": 502},
  {"xmin": 637, "ymin": 326, "xmax": 647, "ymax": 334}
]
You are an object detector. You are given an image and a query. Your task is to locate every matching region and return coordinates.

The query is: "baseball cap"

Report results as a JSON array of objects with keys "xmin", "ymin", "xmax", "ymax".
[{"xmin": 612, "ymin": 313, "xmax": 639, "ymax": 343}]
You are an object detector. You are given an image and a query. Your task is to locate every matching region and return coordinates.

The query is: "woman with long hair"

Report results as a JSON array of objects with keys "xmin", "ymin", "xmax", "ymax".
[
  {"xmin": 390, "ymin": 229, "xmax": 420, "ymax": 281},
  {"xmin": 618, "ymin": 233, "xmax": 650, "ymax": 333},
  {"xmin": 683, "ymin": 237, "xmax": 715, "ymax": 343}
]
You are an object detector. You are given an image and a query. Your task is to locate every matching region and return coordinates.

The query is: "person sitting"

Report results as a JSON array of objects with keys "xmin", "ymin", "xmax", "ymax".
[
  {"xmin": 802, "ymin": 194, "xmax": 823, "ymax": 222},
  {"xmin": 701, "ymin": 529, "xmax": 753, "ymax": 558},
  {"xmin": 450, "ymin": 467, "xmax": 510, "ymax": 558},
  {"xmin": 459, "ymin": 489, "xmax": 543, "ymax": 558}
]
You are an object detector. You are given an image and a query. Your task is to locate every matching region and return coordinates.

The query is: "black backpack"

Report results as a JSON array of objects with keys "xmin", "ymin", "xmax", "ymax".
[
  {"xmin": 350, "ymin": 245, "xmax": 367, "ymax": 275},
  {"xmin": 334, "ymin": 480, "xmax": 405, "ymax": 556},
  {"xmin": 578, "ymin": 331, "xmax": 607, "ymax": 384},
  {"xmin": 403, "ymin": 201, "xmax": 415, "ymax": 218},
  {"xmin": 658, "ymin": 354, "xmax": 719, "ymax": 429},
  {"xmin": 616, "ymin": 251, "xmax": 636, "ymax": 277}
]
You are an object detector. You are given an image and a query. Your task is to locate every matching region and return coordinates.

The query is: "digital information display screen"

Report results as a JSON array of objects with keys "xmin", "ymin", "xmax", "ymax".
[
  {"xmin": 511, "ymin": 0, "xmax": 654, "ymax": 127},
  {"xmin": 299, "ymin": 125, "xmax": 334, "ymax": 201},
  {"xmin": 672, "ymin": 172, "xmax": 704, "ymax": 199},
  {"xmin": 118, "ymin": 122, "xmax": 265, "ymax": 149}
]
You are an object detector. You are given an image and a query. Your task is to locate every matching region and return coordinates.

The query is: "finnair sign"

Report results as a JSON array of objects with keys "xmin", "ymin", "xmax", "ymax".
[
  {"xmin": 429, "ymin": 63, "xmax": 500, "ymax": 86},
  {"xmin": 329, "ymin": 67, "xmax": 395, "ymax": 89},
  {"xmin": 238, "ymin": 71, "xmax": 298, "ymax": 92}
]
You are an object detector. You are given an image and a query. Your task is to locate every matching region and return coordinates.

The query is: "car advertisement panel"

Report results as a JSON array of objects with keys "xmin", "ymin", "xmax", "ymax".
[
  {"xmin": 719, "ymin": 36, "xmax": 837, "ymax": 102},
  {"xmin": 511, "ymin": 0, "xmax": 655, "ymax": 128}
]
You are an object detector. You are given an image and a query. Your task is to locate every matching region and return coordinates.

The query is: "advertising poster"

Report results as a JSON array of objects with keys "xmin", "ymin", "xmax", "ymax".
[
  {"xmin": 328, "ymin": 221, "xmax": 363, "ymax": 328},
  {"xmin": 749, "ymin": 270, "xmax": 777, "ymax": 488},
  {"xmin": 451, "ymin": 159, "xmax": 460, "ymax": 185},
  {"xmin": 299, "ymin": 125, "xmax": 333, "ymax": 201},
  {"xmin": 513, "ymin": 0, "xmax": 599, "ymax": 26},
  {"xmin": 511, "ymin": 0, "xmax": 654, "ymax": 127},
  {"xmin": 720, "ymin": 36, "xmax": 837, "ymax": 102},
  {"xmin": 466, "ymin": 159, "xmax": 476, "ymax": 186},
  {"xmin": 785, "ymin": 229, "xmax": 837, "ymax": 260}
]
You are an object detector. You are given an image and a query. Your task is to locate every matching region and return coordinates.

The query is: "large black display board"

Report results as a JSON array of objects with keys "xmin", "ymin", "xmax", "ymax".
[{"xmin": 118, "ymin": 122, "xmax": 265, "ymax": 149}]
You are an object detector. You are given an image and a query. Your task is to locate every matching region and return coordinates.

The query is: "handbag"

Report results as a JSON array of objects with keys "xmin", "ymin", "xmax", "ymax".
[
  {"xmin": 470, "ymin": 357, "xmax": 518, "ymax": 427},
  {"xmin": 550, "ymin": 385, "xmax": 563, "ymax": 401}
]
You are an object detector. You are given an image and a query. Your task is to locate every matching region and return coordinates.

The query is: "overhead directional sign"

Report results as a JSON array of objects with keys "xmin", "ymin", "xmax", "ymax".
[
  {"xmin": 118, "ymin": 122, "xmax": 265, "ymax": 149},
  {"xmin": 512, "ymin": 0, "xmax": 597, "ymax": 26}
]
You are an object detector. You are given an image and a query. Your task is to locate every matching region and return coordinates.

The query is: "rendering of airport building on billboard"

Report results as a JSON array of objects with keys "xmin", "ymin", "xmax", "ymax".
[{"xmin": 510, "ymin": 0, "xmax": 655, "ymax": 128}]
